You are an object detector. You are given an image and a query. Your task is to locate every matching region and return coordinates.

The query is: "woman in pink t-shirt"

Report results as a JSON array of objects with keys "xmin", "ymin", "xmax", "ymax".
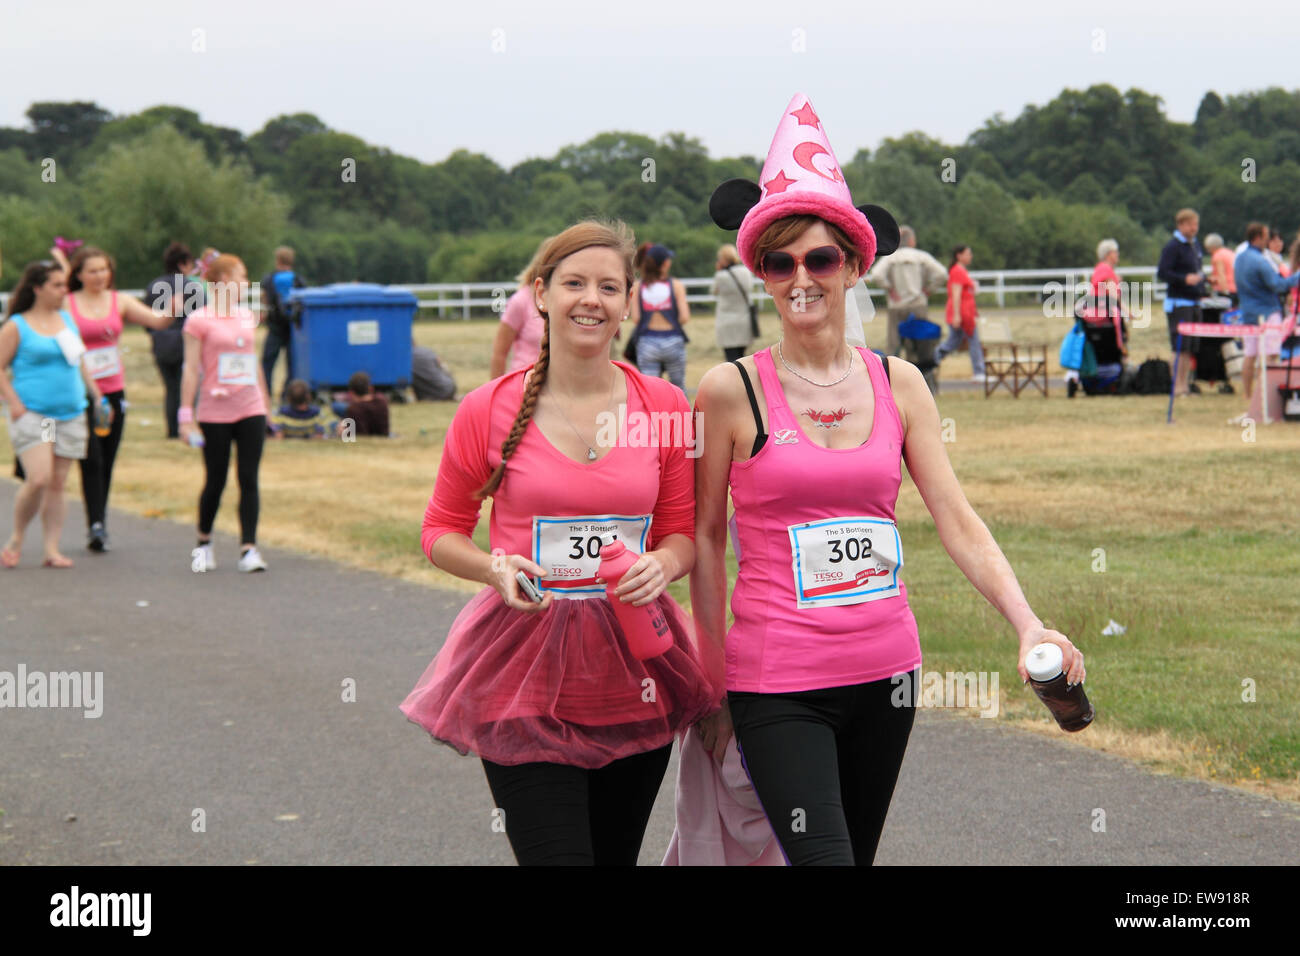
[
  {"xmin": 490, "ymin": 257, "xmax": 548, "ymax": 382},
  {"xmin": 50, "ymin": 245, "xmax": 175, "ymax": 553},
  {"xmin": 694, "ymin": 103, "xmax": 1083, "ymax": 864},
  {"xmin": 179, "ymin": 254, "xmax": 272, "ymax": 573},
  {"xmin": 401, "ymin": 220, "xmax": 721, "ymax": 866},
  {"xmin": 490, "ymin": 240, "xmax": 548, "ymax": 379}
]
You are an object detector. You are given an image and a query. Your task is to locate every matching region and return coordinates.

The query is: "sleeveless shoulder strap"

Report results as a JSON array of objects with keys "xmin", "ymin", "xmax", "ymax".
[
  {"xmin": 732, "ymin": 359, "xmax": 766, "ymax": 457},
  {"xmin": 65, "ymin": 292, "xmax": 82, "ymax": 321}
]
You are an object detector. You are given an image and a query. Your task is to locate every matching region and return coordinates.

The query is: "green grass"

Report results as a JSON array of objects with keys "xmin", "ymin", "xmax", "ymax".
[{"xmin": 4, "ymin": 306, "xmax": 1298, "ymax": 796}]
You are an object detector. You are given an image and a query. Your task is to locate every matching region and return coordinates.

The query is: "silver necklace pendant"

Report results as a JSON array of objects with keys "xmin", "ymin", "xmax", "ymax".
[
  {"xmin": 586, "ymin": 447, "xmax": 597, "ymax": 461},
  {"xmin": 779, "ymin": 341, "xmax": 854, "ymax": 387}
]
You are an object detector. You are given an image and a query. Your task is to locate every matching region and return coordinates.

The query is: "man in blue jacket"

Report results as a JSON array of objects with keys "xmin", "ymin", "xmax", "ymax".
[
  {"xmin": 1231, "ymin": 221, "xmax": 1300, "ymax": 422},
  {"xmin": 1156, "ymin": 208, "xmax": 1208, "ymax": 397}
]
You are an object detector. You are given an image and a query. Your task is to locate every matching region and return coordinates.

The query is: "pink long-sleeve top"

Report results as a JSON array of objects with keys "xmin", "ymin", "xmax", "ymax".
[{"xmin": 422, "ymin": 361, "xmax": 695, "ymax": 563}]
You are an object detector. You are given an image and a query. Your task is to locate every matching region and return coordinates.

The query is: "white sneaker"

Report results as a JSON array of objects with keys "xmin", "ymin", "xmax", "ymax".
[
  {"xmin": 191, "ymin": 543, "xmax": 216, "ymax": 573},
  {"xmin": 971, "ymin": 373, "xmax": 987, "ymax": 382},
  {"xmin": 238, "ymin": 546, "xmax": 267, "ymax": 573}
]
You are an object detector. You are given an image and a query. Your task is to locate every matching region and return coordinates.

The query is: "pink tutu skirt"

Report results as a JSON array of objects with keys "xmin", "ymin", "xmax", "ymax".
[{"xmin": 400, "ymin": 588, "xmax": 724, "ymax": 769}]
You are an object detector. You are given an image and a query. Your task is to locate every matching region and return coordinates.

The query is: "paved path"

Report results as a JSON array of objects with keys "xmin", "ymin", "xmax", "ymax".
[{"xmin": 2, "ymin": 480, "xmax": 1296, "ymax": 865}]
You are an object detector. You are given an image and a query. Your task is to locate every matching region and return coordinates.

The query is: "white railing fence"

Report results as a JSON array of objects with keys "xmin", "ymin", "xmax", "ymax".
[{"xmin": 0, "ymin": 266, "xmax": 1169, "ymax": 318}]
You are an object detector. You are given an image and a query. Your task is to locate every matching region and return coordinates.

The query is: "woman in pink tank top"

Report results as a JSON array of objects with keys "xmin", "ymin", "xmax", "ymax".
[
  {"xmin": 51, "ymin": 245, "xmax": 175, "ymax": 553},
  {"xmin": 689, "ymin": 94, "xmax": 1085, "ymax": 866}
]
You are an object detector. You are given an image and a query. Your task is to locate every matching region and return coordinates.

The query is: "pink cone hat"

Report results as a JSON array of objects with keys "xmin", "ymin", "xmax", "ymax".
[{"xmin": 709, "ymin": 93, "xmax": 898, "ymax": 276}]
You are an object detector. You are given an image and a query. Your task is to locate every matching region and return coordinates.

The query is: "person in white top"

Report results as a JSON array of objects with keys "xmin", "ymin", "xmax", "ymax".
[{"xmin": 866, "ymin": 225, "xmax": 948, "ymax": 356}]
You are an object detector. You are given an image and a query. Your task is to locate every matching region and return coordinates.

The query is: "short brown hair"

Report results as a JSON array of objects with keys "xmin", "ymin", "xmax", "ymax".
[
  {"xmin": 1245, "ymin": 222, "xmax": 1267, "ymax": 244},
  {"xmin": 752, "ymin": 215, "xmax": 861, "ymax": 279},
  {"xmin": 274, "ymin": 246, "xmax": 295, "ymax": 267},
  {"xmin": 163, "ymin": 242, "xmax": 192, "ymax": 274},
  {"xmin": 348, "ymin": 370, "xmax": 372, "ymax": 396},
  {"xmin": 286, "ymin": 379, "xmax": 311, "ymax": 406},
  {"xmin": 1175, "ymin": 208, "xmax": 1198, "ymax": 226}
]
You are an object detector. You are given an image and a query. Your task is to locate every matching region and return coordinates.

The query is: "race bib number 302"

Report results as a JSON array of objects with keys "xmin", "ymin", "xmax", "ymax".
[
  {"xmin": 532, "ymin": 514, "xmax": 652, "ymax": 599},
  {"xmin": 788, "ymin": 517, "xmax": 903, "ymax": 609}
]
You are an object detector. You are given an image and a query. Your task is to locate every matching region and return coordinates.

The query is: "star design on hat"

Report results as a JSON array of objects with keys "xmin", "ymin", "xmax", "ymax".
[
  {"xmin": 763, "ymin": 169, "xmax": 797, "ymax": 194},
  {"xmin": 790, "ymin": 102, "xmax": 821, "ymax": 128}
]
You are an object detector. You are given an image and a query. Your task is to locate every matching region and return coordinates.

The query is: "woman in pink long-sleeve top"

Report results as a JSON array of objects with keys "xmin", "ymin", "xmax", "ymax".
[{"xmin": 401, "ymin": 220, "xmax": 721, "ymax": 866}]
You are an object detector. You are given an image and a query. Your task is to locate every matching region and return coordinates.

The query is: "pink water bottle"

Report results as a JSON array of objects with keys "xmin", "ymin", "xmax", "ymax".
[{"xmin": 597, "ymin": 533, "xmax": 672, "ymax": 660}]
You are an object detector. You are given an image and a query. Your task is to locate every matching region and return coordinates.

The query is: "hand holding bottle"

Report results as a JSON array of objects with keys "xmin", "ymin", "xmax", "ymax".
[
  {"xmin": 597, "ymin": 548, "xmax": 670, "ymax": 606},
  {"xmin": 1016, "ymin": 625, "xmax": 1084, "ymax": 684}
]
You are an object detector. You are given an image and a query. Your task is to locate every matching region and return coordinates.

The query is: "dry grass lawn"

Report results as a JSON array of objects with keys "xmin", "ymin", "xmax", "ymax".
[{"xmin": 4, "ymin": 304, "xmax": 1298, "ymax": 802}]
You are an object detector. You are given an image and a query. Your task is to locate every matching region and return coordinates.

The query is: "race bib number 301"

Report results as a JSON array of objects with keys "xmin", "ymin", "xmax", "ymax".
[
  {"xmin": 532, "ymin": 514, "xmax": 652, "ymax": 599},
  {"xmin": 788, "ymin": 517, "xmax": 903, "ymax": 609}
]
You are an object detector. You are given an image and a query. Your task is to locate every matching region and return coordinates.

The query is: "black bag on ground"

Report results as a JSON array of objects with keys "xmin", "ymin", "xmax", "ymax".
[{"xmin": 1133, "ymin": 358, "xmax": 1172, "ymax": 395}]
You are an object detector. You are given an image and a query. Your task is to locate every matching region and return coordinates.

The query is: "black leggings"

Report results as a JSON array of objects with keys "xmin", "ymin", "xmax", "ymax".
[
  {"xmin": 723, "ymin": 346, "xmax": 747, "ymax": 362},
  {"xmin": 198, "ymin": 416, "xmax": 265, "ymax": 545},
  {"xmin": 480, "ymin": 742, "xmax": 672, "ymax": 866},
  {"xmin": 728, "ymin": 668, "xmax": 919, "ymax": 866},
  {"xmin": 80, "ymin": 389, "xmax": 127, "ymax": 528},
  {"xmin": 155, "ymin": 359, "xmax": 183, "ymax": 438}
]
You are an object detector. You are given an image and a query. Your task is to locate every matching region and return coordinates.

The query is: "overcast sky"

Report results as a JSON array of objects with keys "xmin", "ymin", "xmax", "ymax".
[{"xmin": 3, "ymin": 0, "xmax": 1297, "ymax": 169}]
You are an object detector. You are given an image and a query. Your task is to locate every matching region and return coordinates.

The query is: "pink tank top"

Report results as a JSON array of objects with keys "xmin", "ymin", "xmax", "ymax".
[
  {"xmin": 726, "ymin": 346, "xmax": 922, "ymax": 693},
  {"xmin": 67, "ymin": 291, "xmax": 126, "ymax": 394}
]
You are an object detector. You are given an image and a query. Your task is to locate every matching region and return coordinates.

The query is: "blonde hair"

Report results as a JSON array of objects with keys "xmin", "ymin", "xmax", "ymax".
[
  {"xmin": 474, "ymin": 220, "xmax": 636, "ymax": 499},
  {"xmin": 717, "ymin": 244, "xmax": 740, "ymax": 267}
]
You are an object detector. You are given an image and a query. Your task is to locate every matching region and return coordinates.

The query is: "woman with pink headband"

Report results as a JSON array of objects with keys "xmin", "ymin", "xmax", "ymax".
[{"xmin": 690, "ymin": 94, "xmax": 1085, "ymax": 865}]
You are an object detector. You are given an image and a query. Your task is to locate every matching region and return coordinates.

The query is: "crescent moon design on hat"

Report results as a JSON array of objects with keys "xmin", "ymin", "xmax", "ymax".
[{"xmin": 709, "ymin": 93, "xmax": 900, "ymax": 276}]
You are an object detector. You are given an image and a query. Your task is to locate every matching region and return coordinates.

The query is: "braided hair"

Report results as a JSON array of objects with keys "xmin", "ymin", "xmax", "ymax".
[{"xmin": 474, "ymin": 220, "xmax": 635, "ymax": 499}]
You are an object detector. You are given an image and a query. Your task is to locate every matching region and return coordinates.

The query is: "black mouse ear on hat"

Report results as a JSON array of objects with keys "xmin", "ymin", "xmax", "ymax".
[
  {"xmin": 709, "ymin": 179, "xmax": 762, "ymax": 230},
  {"xmin": 858, "ymin": 204, "xmax": 900, "ymax": 257}
]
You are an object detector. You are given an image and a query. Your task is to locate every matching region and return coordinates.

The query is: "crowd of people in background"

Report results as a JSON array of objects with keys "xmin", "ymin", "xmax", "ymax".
[
  {"xmin": 1, "ymin": 238, "xmax": 410, "ymax": 572},
  {"xmin": 4, "ymin": 203, "xmax": 1299, "ymax": 572}
]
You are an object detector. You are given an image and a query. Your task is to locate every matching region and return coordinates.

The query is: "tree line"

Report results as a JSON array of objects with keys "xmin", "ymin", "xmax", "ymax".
[{"xmin": 1, "ymin": 85, "xmax": 1297, "ymax": 289}]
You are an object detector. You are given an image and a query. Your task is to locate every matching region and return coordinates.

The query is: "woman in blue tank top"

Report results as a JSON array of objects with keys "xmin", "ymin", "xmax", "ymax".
[{"xmin": 1, "ymin": 261, "xmax": 107, "ymax": 568}]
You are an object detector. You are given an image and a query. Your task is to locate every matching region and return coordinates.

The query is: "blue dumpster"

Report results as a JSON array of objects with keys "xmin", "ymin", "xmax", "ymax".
[{"xmin": 286, "ymin": 283, "xmax": 417, "ymax": 392}]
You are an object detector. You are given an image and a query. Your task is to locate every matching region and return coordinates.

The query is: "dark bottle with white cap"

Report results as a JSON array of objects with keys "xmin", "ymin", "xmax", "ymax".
[{"xmin": 1026, "ymin": 642, "xmax": 1094, "ymax": 732}]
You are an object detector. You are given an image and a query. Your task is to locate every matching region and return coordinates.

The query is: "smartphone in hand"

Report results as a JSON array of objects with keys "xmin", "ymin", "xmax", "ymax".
[{"xmin": 515, "ymin": 570, "xmax": 544, "ymax": 603}]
